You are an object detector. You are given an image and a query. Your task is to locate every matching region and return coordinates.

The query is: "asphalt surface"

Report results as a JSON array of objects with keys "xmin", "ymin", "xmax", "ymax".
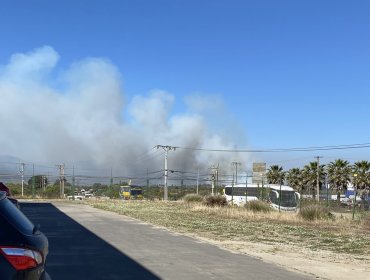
[{"xmin": 21, "ymin": 202, "xmax": 313, "ymax": 280}]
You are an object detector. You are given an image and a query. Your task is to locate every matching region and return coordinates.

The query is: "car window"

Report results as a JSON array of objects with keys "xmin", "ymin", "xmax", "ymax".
[
  {"xmin": 0, "ymin": 215, "xmax": 17, "ymax": 239},
  {"xmin": 0, "ymin": 198, "xmax": 34, "ymax": 235}
]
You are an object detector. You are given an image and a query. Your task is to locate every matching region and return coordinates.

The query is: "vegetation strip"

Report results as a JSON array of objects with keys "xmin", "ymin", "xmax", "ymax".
[{"xmin": 85, "ymin": 200, "xmax": 370, "ymax": 255}]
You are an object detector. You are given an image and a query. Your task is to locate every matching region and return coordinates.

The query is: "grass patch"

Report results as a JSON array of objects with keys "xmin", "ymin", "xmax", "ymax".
[
  {"xmin": 183, "ymin": 193, "xmax": 203, "ymax": 203},
  {"xmin": 85, "ymin": 199, "xmax": 370, "ymax": 256},
  {"xmin": 245, "ymin": 200, "xmax": 272, "ymax": 213},
  {"xmin": 363, "ymin": 213, "xmax": 370, "ymax": 231},
  {"xmin": 299, "ymin": 204, "xmax": 334, "ymax": 221}
]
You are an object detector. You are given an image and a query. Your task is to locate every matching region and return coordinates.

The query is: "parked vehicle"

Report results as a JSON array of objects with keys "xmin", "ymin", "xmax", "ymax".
[
  {"xmin": 0, "ymin": 182, "xmax": 20, "ymax": 208},
  {"xmin": 0, "ymin": 191, "xmax": 50, "ymax": 279},
  {"xmin": 223, "ymin": 183, "xmax": 300, "ymax": 211},
  {"xmin": 119, "ymin": 185, "xmax": 143, "ymax": 200}
]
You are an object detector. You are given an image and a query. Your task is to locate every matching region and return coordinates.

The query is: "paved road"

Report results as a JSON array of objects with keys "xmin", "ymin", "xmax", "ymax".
[{"xmin": 21, "ymin": 202, "xmax": 313, "ymax": 280}]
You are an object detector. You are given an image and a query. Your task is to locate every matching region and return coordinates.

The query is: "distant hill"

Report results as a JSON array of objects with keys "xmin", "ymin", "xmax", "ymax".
[{"xmin": 0, "ymin": 155, "xmax": 23, "ymax": 183}]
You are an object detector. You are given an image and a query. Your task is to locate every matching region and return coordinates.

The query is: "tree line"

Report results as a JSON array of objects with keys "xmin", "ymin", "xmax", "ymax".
[{"xmin": 266, "ymin": 159, "xmax": 370, "ymax": 202}]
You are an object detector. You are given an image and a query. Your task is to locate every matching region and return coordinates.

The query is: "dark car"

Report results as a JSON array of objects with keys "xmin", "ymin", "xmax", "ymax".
[
  {"xmin": 0, "ymin": 182, "xmax": 20, "ymax": 208},
  {"xmin": 0, "ymin": 191, "xmax": 50, "ymax": 279}
]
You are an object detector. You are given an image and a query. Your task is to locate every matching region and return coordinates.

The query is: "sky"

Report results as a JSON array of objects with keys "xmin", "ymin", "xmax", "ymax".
[{"xmin": 0, "ymin": 0, "xmax": 370, "ymax": 182}]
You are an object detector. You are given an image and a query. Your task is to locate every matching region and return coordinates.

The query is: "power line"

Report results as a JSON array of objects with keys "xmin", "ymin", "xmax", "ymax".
[{"xmin": 174, "ymin": 142, "xmax": 370, "ymax": 153}]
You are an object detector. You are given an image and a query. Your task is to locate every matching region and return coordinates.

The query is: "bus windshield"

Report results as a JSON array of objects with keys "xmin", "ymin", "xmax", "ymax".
[{"xmin": 270, "ymin": 190, "xmax": 297, "ymax": 207}]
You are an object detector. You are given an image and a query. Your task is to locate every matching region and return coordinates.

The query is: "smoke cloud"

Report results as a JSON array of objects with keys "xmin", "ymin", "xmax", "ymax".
[{"xmin": 0, "ymin": 46, "xmax": 249, "ymax": 180}]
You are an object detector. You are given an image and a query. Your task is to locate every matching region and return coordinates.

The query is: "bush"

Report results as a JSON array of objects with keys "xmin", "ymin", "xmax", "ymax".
[
  {"xmin": 245, "ymin": 200, "xmax": 272, "ymax": 213},
  {"xmin": 299, "ymin": 204, "xmax": 334, "ymax": 221},
  {"xmin": 202, "ymin": 195, "xmax": 227, "ymax": 207},
  {"xmin": 183, "ymin": 194, "xmax": 203, "ymax": 203},
  {"xmin": 40, "ymin": 185, "xmax": 60, "ymax": 199}
]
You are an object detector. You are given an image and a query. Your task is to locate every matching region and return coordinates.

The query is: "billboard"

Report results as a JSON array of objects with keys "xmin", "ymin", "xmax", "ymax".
[{"xmin": 252, "ymin": 162, "xmax": 266, "ymax": 184}]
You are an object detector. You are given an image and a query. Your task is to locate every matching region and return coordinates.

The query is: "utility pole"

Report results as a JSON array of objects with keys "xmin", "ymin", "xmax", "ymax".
[
  {"xmin": 147, "ymin": 168, "xmax": 149, "ymax": 189},
  {"xmin": 315, "ymin": 156, "xmax": 322, "ymax": 203},
  {"xmin": 72, "ymin": 166, "xmax": 75, "ymax": 200},
  {"xmin": 245, "ymin": 171, "xmax": 248, "ymax": 204},
  {"xmin": 42, "ymin": 175, "xmax": 46, "ymax": 191},
  {"xmin": 20, "ymin": 163, "xmax": 25, "ymax": 197},
  {"xmin": 209, "ymin": 165, "xmax": 219, "ymax": 195},
  {"xmin": 232, "ymin": 162, "xmax": 242, "ymax": 185},
  {"xmin": 181, "ymin": 172, "xmax": 184, "ymax": 197},
  {"xmin": 110, "ymin": 168, "xmax": 113, "ymax": 189},
  {"xmin": 156, "ymin": 145, "xmax": 176, "ymax": 201},
  {"xmin": 56, "ymin": 164, "xmax": 65, "ymax": 199},
  {"xmin": 196, "ymin": 167, "xmax": 199, "ymax": 195},
  {"xmin": 32, "ymin": 163, "xmax": 35, "ymax": 198}
]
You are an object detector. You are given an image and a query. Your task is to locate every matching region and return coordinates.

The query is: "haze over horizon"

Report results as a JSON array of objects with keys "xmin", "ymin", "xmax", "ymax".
[{"xmin": 1, "ymin": 1, "xmax": 370, "ymax": 183}]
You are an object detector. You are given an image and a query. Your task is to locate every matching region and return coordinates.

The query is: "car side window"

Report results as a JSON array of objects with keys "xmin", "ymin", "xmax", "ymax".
[{"xmin": 0, "ymin": 198, "xmax": 34, "ymax": 235}]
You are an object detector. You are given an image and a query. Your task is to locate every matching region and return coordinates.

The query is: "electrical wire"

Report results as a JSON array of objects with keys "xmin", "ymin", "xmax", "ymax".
[{"xmin": 174, "ymin": 142, "xmax": 370, "ymax": 153}]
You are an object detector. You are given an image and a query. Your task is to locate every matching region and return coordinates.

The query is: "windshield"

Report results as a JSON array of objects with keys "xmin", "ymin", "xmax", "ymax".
[
  {"xmin": 269, "ymin": 190, "xmax": 297, "ymax": 207},
  {"xmin": 131, "ymin": 189, "xmax": 142, "ymax": 196}
]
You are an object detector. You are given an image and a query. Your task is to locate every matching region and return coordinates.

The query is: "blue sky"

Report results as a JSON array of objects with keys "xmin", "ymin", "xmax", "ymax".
[{"xmin": 1, "ymin": 0, "xmax": 370, "ymax": 171}]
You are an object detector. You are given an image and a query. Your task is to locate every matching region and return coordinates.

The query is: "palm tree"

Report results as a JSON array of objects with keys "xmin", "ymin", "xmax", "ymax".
[
  {"xmin": 266, "ymin": 165, "xmax": 285, "ymax": 185},
  {"xmin": 327, "ymin": 159, "xmax": 351, "ymax": 203},
  {"xmin": 286, "ymin": 168, "xmax": 304, "ymax": 193},
  {"xmin": 302, "ymin": 161, "xmax": 326, "ymax": 200},
  {"xmin": 352, "ymin": 160, "xmax": 370, "ymax": 193}
]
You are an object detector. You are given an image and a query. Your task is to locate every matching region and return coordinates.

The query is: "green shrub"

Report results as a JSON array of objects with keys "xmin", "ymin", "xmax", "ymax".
[
  {"xmin": 40, "ymin": 185, "xmax": 60, "ymax": 199},
  {"xmin": 203, "ymin": 195, "xmax": 227, "ymax": 207},
  {"xmin": 245, "ymin": 200, "xmax": 272, "ymax": 213},
  {"xmin": 299, "ymin": 204, "xmax": 334, "ymax": 221},
  {"xmin": 183, "ymin": 193, "xmax": 203, "ymax": 203}
]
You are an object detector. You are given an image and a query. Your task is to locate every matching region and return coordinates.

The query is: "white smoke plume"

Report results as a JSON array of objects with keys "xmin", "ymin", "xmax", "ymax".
[{"xmin": 0, "ymin": 46, "xmax": 249, "ymax": 181}]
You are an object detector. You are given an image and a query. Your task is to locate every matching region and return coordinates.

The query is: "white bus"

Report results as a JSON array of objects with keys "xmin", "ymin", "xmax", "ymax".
[{"xmin": 223, "ymin": 183, "xmax": 300, "ymax": 212}]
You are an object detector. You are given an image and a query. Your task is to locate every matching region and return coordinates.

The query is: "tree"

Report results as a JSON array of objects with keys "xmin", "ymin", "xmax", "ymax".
[
  {"xmin": 266, "ymin": 165, "xmax": 285, "ymax": 185},
  {"xmin": 302, "ymin": 161, "xmax": 325, "ymax": 199},
  {"xmin": 327, "ymin": 159, "xmax": 351, "ymax": 203},
  {"xmin": 27, "ymin": 175, "xmax": 48, "ymax": 189},
  {"xmin": 352, "ymin": 160, "xmax": 370, "ymax": 194},
  {"xmin": 286, "ymin": 168, "xmax": 304, "ymax": 193}
]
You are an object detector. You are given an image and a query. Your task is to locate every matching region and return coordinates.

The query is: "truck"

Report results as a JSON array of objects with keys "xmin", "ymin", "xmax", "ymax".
[{"xmin": 119, "ymin": 185, "xmax": 143, "ymax": 200}]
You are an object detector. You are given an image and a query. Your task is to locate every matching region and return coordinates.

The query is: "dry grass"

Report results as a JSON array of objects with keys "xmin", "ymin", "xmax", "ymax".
[{"xmin": 85, "ymin": 199, "xmax": 370, "ymax": 255}]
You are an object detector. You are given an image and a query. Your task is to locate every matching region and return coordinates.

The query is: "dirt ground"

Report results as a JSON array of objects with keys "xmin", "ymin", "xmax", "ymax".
[{"xmin": 184, "ymin": 234, "xmax": 370, "ymax": 280}]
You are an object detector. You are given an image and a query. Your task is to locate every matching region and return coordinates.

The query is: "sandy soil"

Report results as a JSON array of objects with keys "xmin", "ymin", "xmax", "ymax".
[{"xmin": 187, "ymin": 235, "xmax": 370, "ymax": 280}]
